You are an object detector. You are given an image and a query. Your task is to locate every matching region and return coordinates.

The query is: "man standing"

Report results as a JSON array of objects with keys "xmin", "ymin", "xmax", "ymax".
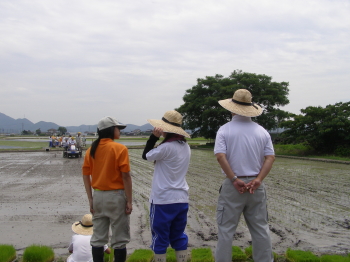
[{"xmin": 214, "ymin": 89, "xmax": 275, "ymax": 262}]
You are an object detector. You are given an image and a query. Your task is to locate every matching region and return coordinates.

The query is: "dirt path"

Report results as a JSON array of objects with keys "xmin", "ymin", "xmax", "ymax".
[{"xmin": 0, "ymin": 151, "xmax": 349, "ymax": 259}]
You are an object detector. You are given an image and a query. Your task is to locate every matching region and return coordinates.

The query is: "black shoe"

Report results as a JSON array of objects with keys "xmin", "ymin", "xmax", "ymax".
[
  {"xmin": 92, "ymin": 246, "xmax": 104, "ymax": 262},
  {"xmin": 114, "ymin": 248, "xmax": 127, "ymax": 262}
]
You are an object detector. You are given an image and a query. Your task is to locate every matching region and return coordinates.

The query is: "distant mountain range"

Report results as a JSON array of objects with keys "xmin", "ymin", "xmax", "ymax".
[{"xmin": 0, "ymin": 112, "xmax": 153, "ymax": 133}]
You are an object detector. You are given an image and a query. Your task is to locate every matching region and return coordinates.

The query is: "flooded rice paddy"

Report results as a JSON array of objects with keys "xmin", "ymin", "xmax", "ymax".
[{"xmin": 0, "ymin": 149, "xmax": 349, "ymax": 258}]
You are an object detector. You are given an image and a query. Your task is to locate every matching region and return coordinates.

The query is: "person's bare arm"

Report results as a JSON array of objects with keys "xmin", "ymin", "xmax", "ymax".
[
  {"xmin": 122, "ymin": 171, "xmax": 133, "ymax": 214},
  {"xmin": 82, "ymin": 175, "xmax": 94, "ymax": 214},
  {"xmin": 216, "ymin": 153, "xmax": 247, "ymax": 194},
  {"xmin": 246, "ymin": 155, "xmax": 275, "ymax": 194}
]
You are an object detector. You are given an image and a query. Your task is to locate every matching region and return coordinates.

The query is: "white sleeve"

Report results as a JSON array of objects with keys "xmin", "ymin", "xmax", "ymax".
[
  {"xmin": 67, "ymin": 237, "xmax": 73, "ymax": 252},
  {"xmin": 214, "ymin": 127, "xmax": 227, "ymax": 155},
  {"xmin": 264, "ymin": 135, "xmax": 275, "ymax": 156},
  {"xmin": 146, "ymin": 144, "xmax": 168, "ymax": 161}
]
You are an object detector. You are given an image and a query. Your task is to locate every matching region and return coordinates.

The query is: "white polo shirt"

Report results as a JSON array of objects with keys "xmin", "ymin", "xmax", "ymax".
[
  {"xmin": 214, "ymin": 115, "xmax": 274, "ymax": 177},
  {"xmin": 146, "ymin": 141, "xmax": 191, "ymax": 205},
  {"xmin": 67, "ymin": 234, "xmax": 108, "ymax": 262}
]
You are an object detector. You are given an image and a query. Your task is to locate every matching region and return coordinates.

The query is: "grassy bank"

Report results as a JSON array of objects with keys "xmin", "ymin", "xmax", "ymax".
[{"xmin": 273, "ymin": 144, "xmax": 350, "ymax": 161}]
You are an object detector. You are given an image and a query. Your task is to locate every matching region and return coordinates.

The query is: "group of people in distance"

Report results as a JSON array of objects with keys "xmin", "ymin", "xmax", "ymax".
[
  {"xmin": 49, "ymin": 133, "xmax": 86, "ymax": 150},
  {"xmin": 71, "ymin": 89, "xmax": 275, "ymax": 262}
]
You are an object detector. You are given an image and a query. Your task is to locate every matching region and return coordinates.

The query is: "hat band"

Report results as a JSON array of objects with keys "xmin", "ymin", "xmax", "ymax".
[
  {"xmin": 162, "ymin": 117, "xmax": 181, "ymax": 127},
  {"xmin": 232, "ymin": 99, "xmax": 258, "ymax": 110},
  {"xmin": 75, "ymin": 221, "xmax": 93, "ymax": 228}
]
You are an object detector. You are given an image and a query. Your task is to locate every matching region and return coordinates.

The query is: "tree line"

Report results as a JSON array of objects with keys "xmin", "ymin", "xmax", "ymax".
[{"xmin": 176, "ymin": 70, "xmax": 349, "ymax": 156}]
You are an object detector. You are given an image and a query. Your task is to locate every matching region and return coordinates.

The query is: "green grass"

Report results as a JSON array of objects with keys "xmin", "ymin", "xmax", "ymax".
[
  {"xmin": 104, "ymin": 248, "xmax": 114, "ymax": 262},
  {"xmin": 22, "ymin": 245, "xmax": 54, "ymax": 262},
  {"xmin": 191, "ymin": 248, "xmax": 214, "ymax": 262},
  {"xmin": 0, "ymin": 140, "xmax": 48, "ymax": 150},
  {"xmin": 0, "ymin": 245, "xmax": 16, "ymax": 262},
  {"xmin": 273, "ymin": 144, "xmax": 314, "ymax": 156},
  {"xmin": 320, "ymin": 254, "xmax": 350, "ymax": 262},
  {"xmin": 244, "ymin": 246, "xmax": 252, "ymax": 260},
  {"xmin": 126, "ymin": 249, "xmax": 153, "ymax": 262},
  {"xmin": 286, "ymin": 248, "xmax": 319, "ymax": 262},
  {"xmin": 231, "ymin": 246, "xmax": 247, "ymax": 262},
  {"xmin": 166, "ymin": 248, "xmax": 177, "ymax": 262},
  {"xmin": 0, "ymin": 245, "xmax": 348, "ymax": 262}
]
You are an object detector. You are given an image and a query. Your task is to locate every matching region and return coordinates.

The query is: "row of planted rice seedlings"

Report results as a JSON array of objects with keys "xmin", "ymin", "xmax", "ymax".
[
  {"xmin": 267, "ymin": 158, "xmax": 350, "ymax": 235},
  {"xmin": 187, "ymin": 151, "xmax": 222, "ymax": 221},
  {"xmin": 129, "ymin": 149, "xmax": 153, "ymax": 202}
]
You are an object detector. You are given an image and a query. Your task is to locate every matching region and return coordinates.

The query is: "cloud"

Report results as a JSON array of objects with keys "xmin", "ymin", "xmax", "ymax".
[{"xmin": 0, "ymin": 0, "xmax": 349, "ymax": 126}]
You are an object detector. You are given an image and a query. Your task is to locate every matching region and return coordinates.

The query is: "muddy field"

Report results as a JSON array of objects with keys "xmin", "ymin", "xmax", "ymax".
[{"xmin": 0, "ymin": 150, "xmax": 349, "ymax": 259}]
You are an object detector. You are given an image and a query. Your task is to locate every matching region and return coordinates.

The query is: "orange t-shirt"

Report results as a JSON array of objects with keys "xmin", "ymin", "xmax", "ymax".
[{"xmin": 82, "ymin": 138, "xmax": 130, "ymax": 190}]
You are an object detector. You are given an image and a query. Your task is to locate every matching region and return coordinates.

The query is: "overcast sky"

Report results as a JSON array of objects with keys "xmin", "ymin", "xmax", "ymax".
[{"xmin": 1, "ymin": 0, "xmax": 349, "ymax": 126}]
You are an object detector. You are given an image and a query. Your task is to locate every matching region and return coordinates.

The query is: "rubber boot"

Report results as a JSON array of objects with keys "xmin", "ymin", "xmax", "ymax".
[
  {"xmin": 91, "ymin": 246, "xmax": 104, "ymax": 262},
  {"xmin": 176, "ymin": 250, "xmax": 188, "ymax": 262},
  {"xmin": 154, "ymin": 253, "xmax": 166, "ymax": 262},
  {"xmin": 114, "ymin": 248, "xmax": 127, "ymax": 262}
]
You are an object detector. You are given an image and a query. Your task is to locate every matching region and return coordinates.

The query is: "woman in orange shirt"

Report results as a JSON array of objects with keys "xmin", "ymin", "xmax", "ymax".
[{"xmin": 82, "ymin": 116, "xmax": 132, "ymax": 262}]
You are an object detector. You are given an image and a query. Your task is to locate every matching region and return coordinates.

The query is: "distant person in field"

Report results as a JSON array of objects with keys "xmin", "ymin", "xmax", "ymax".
[
  {"xmin": 62, "ymin": 137, "xmax": 69, "ymax": 151},
  {"xmin": 82, "ymin": 134, "xmax": 87, "ymax": 147},
  {"xmin": 49, "ymin": 136, "xmax": 52, "ymax": 147},
  {"xmin": 69, "ymin": 137, "xmax": 77, "ymax": 149},
  {"xmin": 82, "ymin": 116, "xmax": 132, "ymax": 262},
  {"xmin": 76, "ymin": 132, "xmax": 82, "ymax": 150},
  {"xmin": 142, "ymin": 110, "xmax": 191, "ymax": 262},
  {"xmin": 67, "ymin": 214, "xmax": 110, "ymax": 262},
  {"xmin": 214, "ymin": 89, "xmax": 275, "ymax": 262}
]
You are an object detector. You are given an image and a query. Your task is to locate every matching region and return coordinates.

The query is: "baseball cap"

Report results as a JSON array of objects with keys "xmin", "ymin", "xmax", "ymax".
[{"xmin": 97, "ymin": 116, "xmax": 127, "ymax": 130}]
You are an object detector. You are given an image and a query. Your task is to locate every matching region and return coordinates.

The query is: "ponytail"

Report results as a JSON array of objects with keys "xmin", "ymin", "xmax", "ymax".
[{"xmin": 90, "ymin": 126, "xmax": 116, "ymax": 158}]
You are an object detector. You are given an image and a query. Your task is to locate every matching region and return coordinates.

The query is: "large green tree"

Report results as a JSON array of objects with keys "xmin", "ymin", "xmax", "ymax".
[
  {"xmin": 280, "ymin": 102, "xmax": 350, "ymax": 154},
  {"xmin": 58, "ymin": 126, "xmax": 67, "ymax": 135},
  {"xmin": 176, "ymin": 70, "xmax": 290, "ymax": 139}
]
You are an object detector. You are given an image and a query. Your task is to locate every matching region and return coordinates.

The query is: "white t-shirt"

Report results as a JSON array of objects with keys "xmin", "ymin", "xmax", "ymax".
[
  {"xmin": 67, "ymin": 234, "xmax": 108, "ymax": 262},
  {"xmin": 214, "ymin": 115, "xmax": 275, "ymax": 177},
  {"xmin": 146, "ymin": 141, "xmax": 191, "ymax": 204}
]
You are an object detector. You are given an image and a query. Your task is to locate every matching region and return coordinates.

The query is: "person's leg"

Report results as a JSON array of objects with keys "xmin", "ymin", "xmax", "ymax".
[
  {"xmin": 150, "ymin": 203, "xmax": 174, "ymax": 255},
  {"xmin": 215, "ymin": 178, "xmax": 246, "ymax": 262},
  {"xmin": 169, "ymin": 203, "xmax": 189, "ymax": 262},
  {"xmin": 243, "ymin": 182, "xmax": 273, "ymax": 262},
  {"xmin": 169, "ymin": 203, "xmax": 188, "ymax": 251},
  {"xmin": 91, "ymin": 246, "xmax": 104, "ymax": 262},
  {"xmin": 91, "ymin": 191, "xmax": 110, "ymax": 252},
  {"xmin": 114, "ymin": 248, "xmax": 127, "ymax": 262},
  {"xmin": 106, "ymin": 190, "xmax": 130, "ymax": 262}
]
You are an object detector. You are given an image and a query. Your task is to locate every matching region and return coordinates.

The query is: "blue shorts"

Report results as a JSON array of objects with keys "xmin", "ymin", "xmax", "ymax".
[{"xmin": 150, "ymin": 203, "xmax": 189, "ymax": 254}]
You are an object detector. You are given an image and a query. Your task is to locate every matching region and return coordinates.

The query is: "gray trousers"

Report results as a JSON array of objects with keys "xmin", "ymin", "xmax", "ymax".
[
  {"xmin": 215, "ymin": 178, "xmax": 273, "ymax": 262},
  {"xmin": 91, "ymin": 190, "xmax": 130, "ymax": 249}
]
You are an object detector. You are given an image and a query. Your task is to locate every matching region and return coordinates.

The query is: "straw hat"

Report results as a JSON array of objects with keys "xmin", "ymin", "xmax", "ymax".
[
  {"xmin": 218, "ymin": 89, "xmax": 263, "ymax": 117},
  {"xmin": 72, "ymin": 214, "xmax": 93, "ymax": 235},
  {"xmin": 147, "ymin": 110, "xmax": 191, "ymax": 138}
]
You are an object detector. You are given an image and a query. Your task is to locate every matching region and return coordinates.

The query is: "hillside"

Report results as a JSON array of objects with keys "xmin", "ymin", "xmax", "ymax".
[{"xmin": 0, "ymin": 112, "xmax": 152, "ymax": 133}]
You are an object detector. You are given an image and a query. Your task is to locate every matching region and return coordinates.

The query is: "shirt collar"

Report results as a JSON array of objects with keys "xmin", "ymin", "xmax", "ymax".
[{"xmin": 231, "ymin": 114, "xmax": 252, "ymax": 122}]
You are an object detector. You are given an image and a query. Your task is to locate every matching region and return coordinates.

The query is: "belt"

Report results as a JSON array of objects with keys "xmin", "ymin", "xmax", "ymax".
[{"xmin": 236, "ymin": 176, "xmax": 257, "ymax": 178}]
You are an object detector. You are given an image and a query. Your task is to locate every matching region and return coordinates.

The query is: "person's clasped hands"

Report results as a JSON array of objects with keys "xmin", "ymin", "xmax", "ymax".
[{"xmin": 232, "ymin": 178, "xmax": 262, "ymax": 194}]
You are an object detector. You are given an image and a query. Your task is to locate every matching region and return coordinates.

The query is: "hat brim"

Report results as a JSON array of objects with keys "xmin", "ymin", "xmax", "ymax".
[
  {"xmin": 218, "ymin": 99, "xmax": 263, "ymax": 117},
  {"xmin": 116, "ymin": 125, "xmax": 126, "ymax": 130},
  {"xmin": 72, "ymin": 221, "xmax": 93, "ymax": 236},
  {"xmin": 147, "ymin": 119, "xmax": 191, "ymax": 138}
]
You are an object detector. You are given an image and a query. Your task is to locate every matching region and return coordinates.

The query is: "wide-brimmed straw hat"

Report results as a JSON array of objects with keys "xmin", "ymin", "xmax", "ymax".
[
  {"xmin": 147, "ymin": 110, "xmax": 191, "ymax": 138},
  {"xmin": 218, "ymin": 89, "xmax": 263, "ymax": 117},
  {"xmin": 71, "ymin": 214, "xmax": 93, "ymax": 235}
]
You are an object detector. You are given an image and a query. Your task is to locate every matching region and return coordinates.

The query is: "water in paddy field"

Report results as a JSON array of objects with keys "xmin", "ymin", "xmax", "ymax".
[{"xmin": 1, "ymin": 138, "xmax": 147, "ymax": 148}]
